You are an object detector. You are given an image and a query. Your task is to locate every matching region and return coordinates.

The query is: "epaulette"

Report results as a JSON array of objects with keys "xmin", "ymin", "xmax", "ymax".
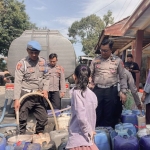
[
  {"xmin": 93, "ymin": 55, "xmax": 101, "ymax": 63},
  {"xmin": 39, "ymin": 56, "xmax": 46, "ymax": 63},
  {"xmin": 110, "ymin": 54, "xmax": 119, "ymax": 61},
  {"xmin": 16, "ymin": 57, "xmax": 26, "ymax": 71}
]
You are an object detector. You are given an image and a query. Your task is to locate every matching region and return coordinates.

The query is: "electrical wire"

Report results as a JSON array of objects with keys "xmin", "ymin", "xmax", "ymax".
[
  {"xmin": 94, "ymin": 0, "xmax": 118, "ymax": 14},
  {"xmin": 114, "ymin": 0, "xmax": 128, "ymax": 22}
]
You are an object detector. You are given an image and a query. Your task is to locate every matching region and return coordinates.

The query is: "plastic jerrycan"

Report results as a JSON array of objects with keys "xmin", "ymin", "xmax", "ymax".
[
  {"xmin": 25, "ymin": 143, "xmax": 41, "ymax": 150},
  {"xmin": 121, "ymin": 110, "xmax": 138, "ymax": 130},
  {"xmin": 0, "ymin": 137, "xmax": 7, "ymax": 150},
  {"xmin": 139, "ymin": 135, "xmax": 150, "ymax": 150},
  {"xmin": 115, "ymin": 123, "xmax": 136, "ymax": 136},
  {"xmin": 114, "ymin": 135, "xmax": 139, "ymax": 150},
  {"xmin": 58, "ymin": 135, "xmax": 68, "ymax": 150},
  {"xmin": 50, "ymin": 130, "xmax": 68, "ymax": 149},
  {"xmin": 94, "ymin": 130, "xmax": 111, "ymax": 150},
  {"xmin": 57, "ymin": 114, "xmax": 71, "ymax": 130},
  {"xmin": 132, "ymin": 109, "xmax": 145, "ymax": 116},
  {"xmin": 110, "ymin": 127, "xmax": 135, "ymax": 150}
]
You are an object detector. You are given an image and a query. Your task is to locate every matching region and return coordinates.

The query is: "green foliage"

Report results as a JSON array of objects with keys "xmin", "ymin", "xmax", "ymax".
[
  {"xmin": 68, "ymin": 11, "xmax": 114, "ymax": 55},
  {"xmin": 0, "ymin": 0, "xmax": 37, "ymax": 56},
  {"xmin": 124, "ymin": 90, "xmax": 136, "ymax": 110},
  {"xmin": 0, "ymin": 58, "xmax": 7, "ymax": 71},
  {"xmin": 103, "ymin": 10, "xmax": 114, "ymax": 27}
]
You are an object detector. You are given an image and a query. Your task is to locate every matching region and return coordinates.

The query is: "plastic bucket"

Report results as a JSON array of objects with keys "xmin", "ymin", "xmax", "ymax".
[{"xmin": 7, "ymin": 135, "xmax": 32, "ymax": 145}]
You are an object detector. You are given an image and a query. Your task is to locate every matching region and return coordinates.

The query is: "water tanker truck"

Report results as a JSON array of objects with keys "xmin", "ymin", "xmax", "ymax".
[{"xmin": 6, "ymin": 30, "xmax": 77, "ymax": 109}]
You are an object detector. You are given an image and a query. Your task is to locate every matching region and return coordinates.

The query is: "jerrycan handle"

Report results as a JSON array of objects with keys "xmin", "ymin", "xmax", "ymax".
[
  {"xmin": 140, "ymin": 110, "xmax": 144, "ymax": 117},
  {"xmin": 116, "ymin": 123, "xmax": 132, "ymax": 138},
  {"xmin": 117, "ymin": 129, "xmax": 132, "ymax": 138}
]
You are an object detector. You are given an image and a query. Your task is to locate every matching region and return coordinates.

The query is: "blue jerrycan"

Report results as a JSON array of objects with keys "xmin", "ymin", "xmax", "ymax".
[
  {"xmin": 139, "ymin": 135, "xmax": 150, "ymax": 150},
  {"xmin": 13, "ymin": 142, "xmax": 41, "ymax": 150},
  {"xmin": 94, "ymin": 130, "xmax": 111, "ymax": 150},
  {"xmin": 114, "ymin": 135, "xmax": 139, "ymax": 150},
  {"xmin": 25, "ymin": 143, "xmax": 41, "ymax": 150},
  {"xmin": 110, "ymin": 128, "xmax": 134, "ymax": 150},
  {"xmin": 115, "ymin": 123, "xmax": 137, "ymax": 136},
  {"xmin": 132, "ymin": 109, "xmax": 145, "ymax": 116},
  {"xmin": 121, "ymin": 110, "xmax": 138, "ymax": 130},
  {"xmin": 0, "ymin": 137, "xmax": 6, "ymax": 150}
]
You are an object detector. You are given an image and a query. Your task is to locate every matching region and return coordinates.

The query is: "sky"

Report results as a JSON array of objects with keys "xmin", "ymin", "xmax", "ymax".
[{"xmin": 21, "ymin": 0, "xmax": 142, "ymax": 57}]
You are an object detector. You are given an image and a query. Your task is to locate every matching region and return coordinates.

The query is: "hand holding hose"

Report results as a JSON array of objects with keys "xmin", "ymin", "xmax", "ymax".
[
  {"xmin": 41, "ymin": 90, "xmax": 48, "ymax": 98},
  {"xmin": 14, "ymin": 99, "xmax": 20, "ymax": 111}
]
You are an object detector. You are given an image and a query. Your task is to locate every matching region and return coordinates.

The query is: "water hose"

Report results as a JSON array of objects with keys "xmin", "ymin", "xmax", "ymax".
[
  {"xmin": 0, "ymin": 98, "xmax": 17, "ymax": 138},
  {"xmin": 16, "ymin": 92, "xmax": 59, "ymax": 131},
  {"xmin": 0, "ymin": 99, "xmax": 8, "ymax": 123},
  {"xmin": 0, "ymin": 99, "xmax": 18, "ymax": 128},
  {"xmin": 47, "ymin": 106, "xmax": 71, "ymax": 116}
]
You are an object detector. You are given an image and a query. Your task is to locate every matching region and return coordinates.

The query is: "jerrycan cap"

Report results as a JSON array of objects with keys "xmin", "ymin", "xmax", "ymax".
[{"xmin": 124, "ymin": 110, "xmax": 132, "ymax": 115}]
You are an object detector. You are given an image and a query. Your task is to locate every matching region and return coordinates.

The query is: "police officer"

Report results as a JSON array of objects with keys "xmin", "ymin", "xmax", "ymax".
[
  {"xmin": 124, "ymin": 54, "xmax": 140, "ymax": 82},
  {"xmin": 90, "ymin": 38, "xmax": 127, "ymax": 127},
  {"xmin": 115, "ymin": 64, "xmax": 142, "ymax": 124},
  {"xmin": 14, "ymin": 40, "xmax": 49, "ymax": 134},
  {"xmin": 47, "ymin": 53, "xmax": 66, "ymax": 109},
  {"xmin": 124, "ymin": 64, "xmax": 142, "ymax": 109}
]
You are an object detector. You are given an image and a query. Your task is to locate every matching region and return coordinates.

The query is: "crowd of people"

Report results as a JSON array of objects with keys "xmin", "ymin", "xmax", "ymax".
[{"xmin": 14, "ymin": 39, "xmax": 149, "ymax": 150}]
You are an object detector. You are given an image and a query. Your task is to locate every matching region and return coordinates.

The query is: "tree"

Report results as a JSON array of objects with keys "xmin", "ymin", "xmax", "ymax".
[
  {"xmin": 0, "ymin": 58, "xmax": 7, "ymax": 71},
  {"xmin": 0, "ymin": 0, "xmax": 37, "ymax": 56},
  {"xmin": 68, "ymin": 11, "xmax": 114, "ymax": 55},
  {"xmin": 103, "ymin": 10, "xmax": 114, "ymax": 27}
]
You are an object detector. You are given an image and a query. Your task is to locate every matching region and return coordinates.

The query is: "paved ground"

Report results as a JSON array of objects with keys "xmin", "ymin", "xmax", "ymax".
[
  {"xmin": 0, "ymin": 86, "xmax": 17, "ymax": 134},
  {"xmin": 0, "ymin": 86, "xmax": 37, "ymax": 135}
]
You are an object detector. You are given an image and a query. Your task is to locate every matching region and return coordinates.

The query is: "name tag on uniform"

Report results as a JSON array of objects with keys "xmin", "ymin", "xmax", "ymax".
[
  {"xmin": 29, "ymin": 67, "xmax": 34, "ymax": 73},
  {"xmin": 110, "ymin": 62, "xmax": 117, "ymax": 65},
  {"xmin": 96, "ymin": 64, "xmax": 100, "ymax": 68},
  {"xmin": 38, "ymin": 61, "xmax": 44, "ymax": 66},
  {"xmin": 39, "ymin": 67, "xmax": 45, "ymax": 71}
]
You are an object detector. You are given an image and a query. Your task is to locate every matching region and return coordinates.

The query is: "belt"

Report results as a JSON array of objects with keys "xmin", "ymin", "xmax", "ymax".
[
  {"xmin": 96, "ymin": 84, "xmax": 117, "ymax": 89},
  {"xmin": 22, "ymin": 88, "xmax": 38, "ymax": 93}
]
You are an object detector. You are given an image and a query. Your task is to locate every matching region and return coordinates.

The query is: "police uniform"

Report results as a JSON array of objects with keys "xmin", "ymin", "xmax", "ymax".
[
  {"xmin": 14, "ymin": 41, "xmax": 49, "ymax": 134},
  {"xmin": 47, "ymin": 64, "xmax": 66, "ymax": 109},
  {"xmin": 124, "ymin": 69, "xmax": 141, "ymax": 106},
  {"xmin": 115, "ymin": 69, "xmax": 141, "ymax": 124},
  {"xmin": 90, "ymin": 54, "xmax": 127, "ymax": 127}
]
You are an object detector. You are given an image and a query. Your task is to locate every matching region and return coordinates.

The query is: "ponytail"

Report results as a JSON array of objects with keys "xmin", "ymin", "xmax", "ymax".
[{"xmin": 74, "ymin": 65, "xmax": 91, "ymax": 97}]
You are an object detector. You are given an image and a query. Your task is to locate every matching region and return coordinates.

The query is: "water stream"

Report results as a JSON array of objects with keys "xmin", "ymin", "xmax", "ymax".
[{"xmin": 16, "ymin": 125, "xmax": 20, "ymax": 142}]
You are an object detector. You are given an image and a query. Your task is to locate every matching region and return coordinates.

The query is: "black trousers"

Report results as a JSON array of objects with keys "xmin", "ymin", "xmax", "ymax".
[
  {"xmin": 48, "ymin": 91, "xmax": 61, "ymax": 109},
  {"xmin": 114, "ymin": 96, "xmax": 123, "ymax": 125},
  {"xmin": 146, "ymin": 103, "xmax": 150, "ymax": 124},
  {"xmin": 93, "ymin": 86, "xmax": 119, "ymax": 128},
  {"xmin": 19, "ymin": 90, "xmax": 48, "ymax": 134}
]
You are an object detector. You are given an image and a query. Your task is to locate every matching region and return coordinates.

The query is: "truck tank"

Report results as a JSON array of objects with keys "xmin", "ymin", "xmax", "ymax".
[{"xmin": 7, "ymin": 30, "xmax": 76, "ymax": 78}]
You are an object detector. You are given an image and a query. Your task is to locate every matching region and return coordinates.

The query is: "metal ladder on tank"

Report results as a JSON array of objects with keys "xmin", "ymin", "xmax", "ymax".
[{"xmin": 31, "ymin": 30, "xmax": 50, "ymax": 59}]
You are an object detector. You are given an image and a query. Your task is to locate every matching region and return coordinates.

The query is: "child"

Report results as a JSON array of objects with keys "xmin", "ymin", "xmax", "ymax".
[{"xmin": 66, "ymin": 65, "xmax": 98, "ymax": 150}]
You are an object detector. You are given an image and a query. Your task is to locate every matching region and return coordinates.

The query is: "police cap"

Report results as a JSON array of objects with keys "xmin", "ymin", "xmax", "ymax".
[{"xmin": 27, "ymin": 40, "xmax": 41, "ymax": 51}]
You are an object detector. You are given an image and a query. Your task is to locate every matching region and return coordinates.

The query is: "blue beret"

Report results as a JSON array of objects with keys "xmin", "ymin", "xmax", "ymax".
[{"xmin": 27, "ymin": 40, "xmax": 41, "ymax": 51}]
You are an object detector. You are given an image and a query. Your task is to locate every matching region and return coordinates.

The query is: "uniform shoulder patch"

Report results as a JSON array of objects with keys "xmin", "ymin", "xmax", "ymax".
[
  {"xmin": 112, "ymin": 54, "xmax": 119, "ymax": 58},
  {"xmin": 38, "ymin": 61, "xmax": 45, "ymax": 66},
  {"xmin": 39, "ymin": 57, "xmax": 46, "ymax": 63},
  {"xmin": 17, "ymin": 62, "xmax": 22, "ymax": 70}
]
